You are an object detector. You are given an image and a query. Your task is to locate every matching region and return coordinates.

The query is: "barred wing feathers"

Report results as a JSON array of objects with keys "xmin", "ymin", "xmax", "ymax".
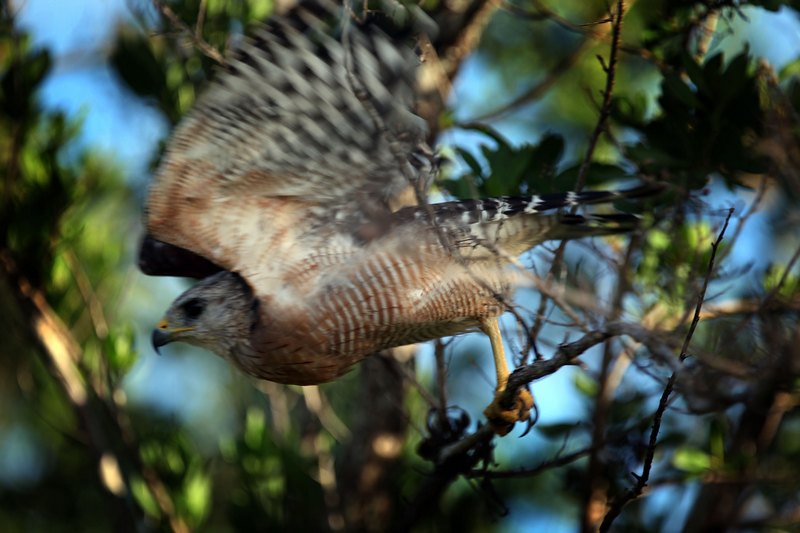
[{"xmin": 143, "ymin": 1, "xmax": 427, "ymax": 289}]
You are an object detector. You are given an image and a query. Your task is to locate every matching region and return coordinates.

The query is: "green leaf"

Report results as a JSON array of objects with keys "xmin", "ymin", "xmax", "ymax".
[
  {"xmin": 673, "ymin": 447, "xmax": 712, "ymax": 474},
  {"xmin": 720, "ymin": 50, "xmax": 751, "ymax": 104},
  {"xmin": 763, "ymin": 266, "xmax": 800, "ymax": 300},
  {"xmin": 556, "ymin": 162, "xmax": 628, "ymax": 190},
  {"xmin": 612, "ymin": 93, "xmax": 650, "ymax": 125},
  {"xmin": 455, "ymin": 147, "xmax": 485, "ymax": 181},
  {"xmin": 183, "ymin": 468, "xmax": 212, "ymax": 526},
  {"xmin": 249, "ymin": 0, "xmax": 275, "ymax": 20},
  {"xmin": 452, "ymin": 128, "xmax": 566, "ymax": 197},
  {"xmin": 682, "ymin": 52, "xmax": 708, "ymax": 96},
  {"xmin": 778, "ymin": 57, "xmax": 800, "ymax": 80},
  {"xmin": 536, "ymin": 422, "xmax": 583, "ymax": 438},
  {"xmin": 130, "ymin": 475, "xmax": 162, "ymax": 519},
  {"xmin": 111, "ymin": 33, "xmax": 167, "ymax": 102},
  {"xmin": 244, "ymin": 407, "xmax": 266, "ymax": 450},
  {"xmin": 574, "ymin": 370, "xmax": 599, "ymax": 397},
  {"xmin": 662, "ymin": 71, "xmax": 701, "ymax": 110},
  {"xmin": 519, "ymin": 133, "xmax": 565, "ymax": 192},
  {"xmin": 107, "ymin": 325, "xmax": 137, "ymax": 373}
]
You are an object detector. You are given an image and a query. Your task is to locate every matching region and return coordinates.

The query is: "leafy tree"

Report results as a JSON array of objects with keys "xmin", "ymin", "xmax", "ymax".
[{"xmin": 2, "ymin": 0, "xmax": 800, "ymax": 531}]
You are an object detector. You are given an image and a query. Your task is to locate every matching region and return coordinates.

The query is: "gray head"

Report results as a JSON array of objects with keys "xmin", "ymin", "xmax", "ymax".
[{"xmin": 151, "ymin": 271, "xmax": 257, "ymax": 359}]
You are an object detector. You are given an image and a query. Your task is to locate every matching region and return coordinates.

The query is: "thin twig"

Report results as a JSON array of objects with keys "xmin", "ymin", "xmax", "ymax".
[
  {"xmin": 574, "ymin": 0, "xmax": 625, "ymax": 193},
  {"xmin": 64, "ymin": 248, "xmax": 109, "ymax": 340},
  {"xmin": 599, "ymin": 207, "xmax": 734, "ymax": 531},
  {"xmin": 461, "ymin": 0, "xmax": 629, "ymax": 125},
  {"xmin": 425, "ymin": 321, "xmax": 675, "ymax": 465},
  {"xmin": 195, "ymin": 0, "xmax": 208, "ymax": 42},
  {"xmin": 582, "ymin": 219, "xmax": 638, "ymax": 531},
  {"xmin": 523, "ymin": 1, "xmax": 627, "ymax": 365},
  {"xmin": 760, "ymin": 242, "xmax": 800, "ymax": 312},
  {"xmin": 680, "ymin": 208, "xmax": 734, "ymax": 359},
  {"xmin": 151, "ymin": 0, "xmax": 225, "ymax": 65},
  {"xmin": 699, "ymin": 296, "xmax": 800, "ymax": 320},
  {"xmin": 438, "ymin": 0, "xmax": 500, "ymax": 80},
  {"xmin": 723, "ymin": 176, "xmax": 767, "ymax": 258},
  {"xmin": 397, "ymin": 360, "xmax": 439, "ymax": 410},
  {"xmin": 466, "ymin": 445, "xmax": 593, "ymax": 479},
  {"xmin": 460, "ymin": 45, "xmax": 588, "ymax": 125},
  {"xmin": 302, "ymin": 386, "xmax": 351, "ymax": 442}
]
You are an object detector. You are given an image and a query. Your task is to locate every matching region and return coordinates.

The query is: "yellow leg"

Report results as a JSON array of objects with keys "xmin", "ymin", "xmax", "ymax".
[{"xmin": 481, "ymin": 318, "xmax": 534, "ymax": 436}]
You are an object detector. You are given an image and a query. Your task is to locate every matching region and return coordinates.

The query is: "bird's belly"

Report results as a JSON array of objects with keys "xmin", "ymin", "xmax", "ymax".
[
  {"xmin": 241, "ymin": 252, "xmax": 510, "ymax": 385},
  {"xmin": 242, "ymin": 307, "xmax": 485, "ymax": 386}
]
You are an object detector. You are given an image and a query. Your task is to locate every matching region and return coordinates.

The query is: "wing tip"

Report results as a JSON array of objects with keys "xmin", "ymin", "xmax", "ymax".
[{"xmin": 138, "ymin": 235, "xmax": 224, "ymax": 279}]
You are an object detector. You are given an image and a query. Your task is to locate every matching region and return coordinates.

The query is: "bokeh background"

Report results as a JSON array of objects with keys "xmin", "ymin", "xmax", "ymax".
[{"xmin": 3, "ymin": 0, "xmax": 800, "ymax": 531}]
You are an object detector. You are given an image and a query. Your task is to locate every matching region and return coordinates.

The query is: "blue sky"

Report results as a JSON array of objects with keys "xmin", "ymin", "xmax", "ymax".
[{"xmin": 17, "ymin": 0, "xmax": 168, "ymax": 183}]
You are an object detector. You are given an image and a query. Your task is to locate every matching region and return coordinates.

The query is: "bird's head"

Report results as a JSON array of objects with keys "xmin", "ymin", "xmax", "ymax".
[{"xmin": 151, "ymin": 271, "xmax": 258, "ymax": 358}]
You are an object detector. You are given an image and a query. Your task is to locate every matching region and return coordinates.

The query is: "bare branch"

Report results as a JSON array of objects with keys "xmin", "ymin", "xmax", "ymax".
[
  {"xmin": 680, "ymin": 208, "xmax": 734, "ymax": 359},
  {"xmin": 302, "ymin": 385, "xmax": 351, "ymax": 442},
  {"xmin": 466, "ymin": 445, "xmax": 593, "ymax": 479},
  {"xmin": 151, "ymin": 0, "xmax": 225, "ymax": 65},
  {"xmin": 574, "ymin": 0, "xmax": 625, "ymax": 192},
  {"xmin": 760, "ymin": 242, "xmax": 800, "ymax": 311},
  {"xmin": 599, "ymin": 207, "xmax": 734, "ymax": 531}
]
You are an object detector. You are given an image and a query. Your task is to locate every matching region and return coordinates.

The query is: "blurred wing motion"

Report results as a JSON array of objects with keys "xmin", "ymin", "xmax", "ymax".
[
  {"xmin": 142, "ymin": 0, "xmax": 428, "ymax": 284},
  {"xmin": 140, "ymin": 0, "xmax": 655, "ymax": 432}
]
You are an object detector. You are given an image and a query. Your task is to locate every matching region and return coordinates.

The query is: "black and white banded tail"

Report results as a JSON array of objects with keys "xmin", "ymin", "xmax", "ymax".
[{"xmin": 397, "ymin": 185, "xmax": 658, "ymax": 255}]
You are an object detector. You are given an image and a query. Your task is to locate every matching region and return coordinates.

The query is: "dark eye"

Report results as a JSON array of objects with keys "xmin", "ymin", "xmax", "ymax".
[{"xmin": 181, "ymin": 298, "xmax": 205, "ymax": 320}]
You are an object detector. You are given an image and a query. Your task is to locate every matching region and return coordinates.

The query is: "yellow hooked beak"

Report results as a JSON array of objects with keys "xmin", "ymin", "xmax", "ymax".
[{"xmin": 151, "ymin": 319, "xmax": 195, "ymax": 354}]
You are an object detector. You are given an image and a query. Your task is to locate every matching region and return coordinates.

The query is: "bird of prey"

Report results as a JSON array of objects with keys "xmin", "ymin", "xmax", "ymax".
[{"xmin": 140, "ymin": 0, "xmax": 649, "ymax": 434}]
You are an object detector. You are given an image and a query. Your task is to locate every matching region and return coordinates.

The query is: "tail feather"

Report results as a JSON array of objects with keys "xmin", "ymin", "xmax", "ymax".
[
  {"xmin": 551, "ymin": 213, "xmax": 640, "ymax": 240},
  {"xmin": 395, "ymin": 184, "xmax": 658, "ymax": 256},
  {"xmin": 400, "ymin": 185, "xmax": 658, "ymax": 227}
]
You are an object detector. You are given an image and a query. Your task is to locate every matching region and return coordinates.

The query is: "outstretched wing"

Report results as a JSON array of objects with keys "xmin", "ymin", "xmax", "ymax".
[{"xmin": 142, "ymin": 0, "xmax": 428, "ymax": 286}]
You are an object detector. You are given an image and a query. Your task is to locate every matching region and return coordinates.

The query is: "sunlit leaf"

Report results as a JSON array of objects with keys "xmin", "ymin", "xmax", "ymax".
[
  {"xmin": 673, "ymin": 447, "xmax": 712, "ymax": 474},
  {"xmin": 183, "ymin": 467, "xmax": 212, "ymax": 525},
  {"xmin": 131, "ymin": 476, "xmax": 162, "ymax": 519},
  {"xmin": 574, "ymin": 370, "xmax": 599, "ymax": 397}
]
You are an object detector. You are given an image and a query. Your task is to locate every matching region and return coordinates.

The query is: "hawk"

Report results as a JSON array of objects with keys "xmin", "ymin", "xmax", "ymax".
[{"xmin": 141, "ymin": 0, "xmax": 649, "ymax": 434}]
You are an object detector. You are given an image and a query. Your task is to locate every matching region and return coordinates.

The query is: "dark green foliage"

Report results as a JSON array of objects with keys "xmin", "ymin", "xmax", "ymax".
[
  {"xmin": 0, "ymin": 38, "xmax": 69, "ymax": 285},
  {"xmin": 447, "ymin": 127, "xmax": 566, "ymax": 197},
  {"xmin": 617, "ymin": 50, "xmax": 768, "ymax": 189}
]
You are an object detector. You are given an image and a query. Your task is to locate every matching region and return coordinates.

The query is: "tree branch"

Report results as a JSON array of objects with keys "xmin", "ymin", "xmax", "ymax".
[{"xmin": 599, "ymin": 207, "xmax": 734, "ymax": 531}]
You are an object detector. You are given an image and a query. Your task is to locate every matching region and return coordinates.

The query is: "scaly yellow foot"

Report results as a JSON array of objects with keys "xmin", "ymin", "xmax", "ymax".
[
  {"xmin": 484, "ymin": 387, "xmax": 534, "ymax": 435},
  {"xmin": 480, "ymin": 318, "xmax": 536, "ymax": 436}
]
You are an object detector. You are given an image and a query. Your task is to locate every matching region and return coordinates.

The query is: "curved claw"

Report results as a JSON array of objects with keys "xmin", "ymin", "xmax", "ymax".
[
  {"xmin": 484, "ymin": 387, "xmax": 534, "ymax": 436},
  {"xmin": 519, "ymin": 401, "xmax": 539, "ymax": 438}
]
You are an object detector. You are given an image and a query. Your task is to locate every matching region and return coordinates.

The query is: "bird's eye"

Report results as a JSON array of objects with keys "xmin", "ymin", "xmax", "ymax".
[{"xmin": 181, "ymin": 298, "xmax": 205, "ymax": 320}]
